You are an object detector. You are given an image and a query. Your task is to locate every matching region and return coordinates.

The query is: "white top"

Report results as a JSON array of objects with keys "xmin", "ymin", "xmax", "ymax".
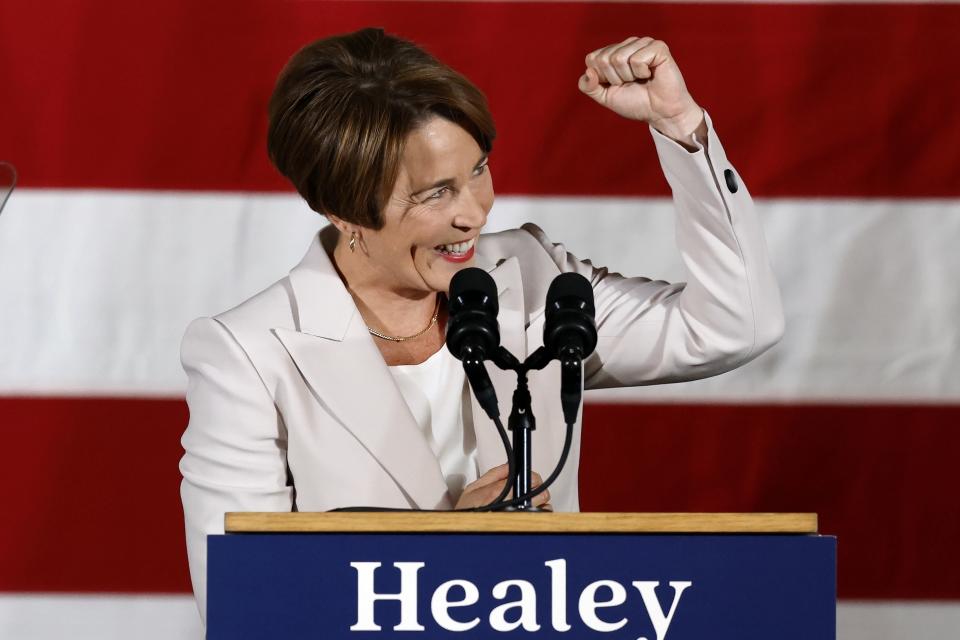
[{"xmin": 387, "ymin": 348, "xmax": 480, "ymax": 502}]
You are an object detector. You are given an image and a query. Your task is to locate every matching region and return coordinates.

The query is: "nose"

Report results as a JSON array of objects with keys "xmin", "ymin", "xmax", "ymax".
[{"xmin": 451, "ymin": 184, "xmax": 490, "ymax": 233}]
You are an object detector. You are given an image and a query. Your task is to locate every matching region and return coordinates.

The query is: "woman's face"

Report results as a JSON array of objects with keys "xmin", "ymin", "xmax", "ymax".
[{"xmin": 357, "ymin": 115, "xmax": 494, "ymax": 296}]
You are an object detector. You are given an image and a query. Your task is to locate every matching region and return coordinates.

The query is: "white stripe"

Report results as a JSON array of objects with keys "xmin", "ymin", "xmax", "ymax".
[
  {"xmin": 1, "ymin": 595, "xmax": 958, "ymax": 640},
  {"xmin": 839, "ymin": 601, "xmax": 960, "ymax": 639},
  {"xmin": 1, "ymin": 189, "xmax": 958, "ymax": 401},
  {"xmin": 0, "ymin": 594, "xmax": 204, "ymax": 640}
]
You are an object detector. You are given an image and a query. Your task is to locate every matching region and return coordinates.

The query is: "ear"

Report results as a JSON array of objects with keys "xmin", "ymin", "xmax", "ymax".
[{"xmin": 326, "ymin": 213, "xmax": 357, "ymax": 238}]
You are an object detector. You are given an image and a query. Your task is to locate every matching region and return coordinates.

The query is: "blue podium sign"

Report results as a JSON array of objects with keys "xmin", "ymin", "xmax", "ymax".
[{"xmin": 208, "ymin": 528, "xmax": 835, "ymax": 639}]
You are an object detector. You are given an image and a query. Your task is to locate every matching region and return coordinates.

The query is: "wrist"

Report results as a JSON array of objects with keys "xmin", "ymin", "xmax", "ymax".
[{"xmin": 651, "ymin": 104, "xmax": 705, "ymax": 148}]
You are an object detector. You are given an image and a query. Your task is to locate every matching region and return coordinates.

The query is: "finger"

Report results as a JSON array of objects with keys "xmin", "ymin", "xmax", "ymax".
[
  {"xmin": 480, "ymin": 463, "xmax": 509, "ymax": 478},
  {"xmin": 629, "ymin": 58, "xmax": 652, "ymax": 81},
  {"xmin": 593, "ymin": 45, "xmax": 626, "ymax": 86},
  {"xmin": 469, "ymin": 481, "xmax": 510, "ymax": 505},
  {"xmin": 628, "ymin": 39, "xmax": 672, "ymax": 77},
  {"xmin": 540, "ymin": 503, "xmax": 554, "ymax": 512},
  {"xmin": 596, "ymin": 37, "xmax": 640, "ymax": 85},
  {"xmin": 528, "ymin": 471, "xmax": 550, "ymax": 507},
  {"xmin": 532, "ymin": 486, "xmax": 551, "ymax": 508},
  {"xmin": 578, "ymin": 67, "xmax": 607, "ymax": 104},
  {"xmin": 608, "ymin": 37, "xmax": 653, "ymax": 84},
  {"xmin": 584, "ymin": 39, "xmax": 627, "ymax": 86},
  {"xmin": 472, "ymin": 464, "xmax": 510, "ymax": 488},
  {"xmin": 459, "ymin": 466, "xmax": 510, "ymax": 502}
]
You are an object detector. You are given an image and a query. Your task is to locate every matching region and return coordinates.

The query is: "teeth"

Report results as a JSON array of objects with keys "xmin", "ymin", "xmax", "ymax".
[{"xmin": 436, "ymin": 237, "xmax": 475, "ymax": 255}]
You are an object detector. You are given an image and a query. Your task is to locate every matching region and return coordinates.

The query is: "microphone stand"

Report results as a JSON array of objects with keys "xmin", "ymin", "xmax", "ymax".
[{"xmin": 490, "ymin": 346, "xmax": 552, "ymax": 511}]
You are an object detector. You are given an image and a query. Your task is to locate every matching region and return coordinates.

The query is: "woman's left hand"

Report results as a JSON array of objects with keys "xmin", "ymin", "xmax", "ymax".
[{"xmin": 578, "ymin": 37, "xmax": 704, "ymax": 142}]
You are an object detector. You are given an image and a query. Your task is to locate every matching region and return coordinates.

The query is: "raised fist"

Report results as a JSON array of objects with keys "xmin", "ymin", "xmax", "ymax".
[{"xmin": 579, "ymin": 37, "xmax": 704, "ymax": 141}]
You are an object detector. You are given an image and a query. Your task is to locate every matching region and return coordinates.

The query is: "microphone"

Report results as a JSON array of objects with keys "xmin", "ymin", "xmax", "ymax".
[
  {"xmin": 446, "ymin": 267, "xmax": 501, "ymax": 419},
  {"xmin": 543, "ymin": 272, "xmax": 598, "ymax": 425}
]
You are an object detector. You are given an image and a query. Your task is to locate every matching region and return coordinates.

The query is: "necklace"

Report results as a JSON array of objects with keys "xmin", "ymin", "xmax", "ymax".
[{"xmin": 366, "ymin": 294, "xmax": 442, "ymax": 342}]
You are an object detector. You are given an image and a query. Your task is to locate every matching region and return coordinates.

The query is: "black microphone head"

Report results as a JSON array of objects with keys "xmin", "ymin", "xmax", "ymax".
[
  {"xmin": 546, "ymin": 272, "xmax": 595, "ymax": 315},
  {"xmin": 446, "ymin": 267, "xmax": 500, "ymax": 360},
  {"xmin": 544, "ymin": 272, "xmax": 597, "ymax": 359},
  {"xmin": 449, "ymin": 267, "xmax": 498, "ymax": 316}
]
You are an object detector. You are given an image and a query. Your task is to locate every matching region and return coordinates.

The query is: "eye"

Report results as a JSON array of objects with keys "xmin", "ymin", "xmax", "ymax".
[
  {"xmin": 473, "ymin": 161, "xmax": 489, "ymax": 176},
  {"xmin": 426, "ymin": 187, "xmax": 450, "ymax": 201}
]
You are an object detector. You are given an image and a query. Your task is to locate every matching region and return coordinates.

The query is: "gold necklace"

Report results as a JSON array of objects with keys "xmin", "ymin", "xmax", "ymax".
[{"xmin": 366, "ymin": 294, "xmax": 441, "ymax": 342}]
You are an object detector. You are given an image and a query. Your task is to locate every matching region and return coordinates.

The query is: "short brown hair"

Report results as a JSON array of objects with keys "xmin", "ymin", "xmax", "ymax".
[{"xmin": 267, "ymin": 28, "xmax": 496, "ymax": 230}]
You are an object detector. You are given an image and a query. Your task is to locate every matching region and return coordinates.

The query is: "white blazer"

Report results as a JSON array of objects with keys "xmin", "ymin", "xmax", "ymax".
[{"xmin": 179, "ymin": 114, "xmax": 784, "ymax": 623}]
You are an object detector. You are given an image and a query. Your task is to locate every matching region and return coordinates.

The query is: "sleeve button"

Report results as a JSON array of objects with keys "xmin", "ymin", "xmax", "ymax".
[{"xmin": 723, "ymin": 168, "xmax": 739, "ymax": 194}]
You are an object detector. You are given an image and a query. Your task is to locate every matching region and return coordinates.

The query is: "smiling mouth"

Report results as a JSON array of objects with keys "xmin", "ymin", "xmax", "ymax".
[{"xmin": 434, "ymin": 237, "xmax": 476, "ymax": 262}]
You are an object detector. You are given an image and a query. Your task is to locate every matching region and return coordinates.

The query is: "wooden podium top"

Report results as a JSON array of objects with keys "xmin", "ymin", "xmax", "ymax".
[{"xmin": 225, "ymin": 512, "xmax": 817, "ymax": 534}]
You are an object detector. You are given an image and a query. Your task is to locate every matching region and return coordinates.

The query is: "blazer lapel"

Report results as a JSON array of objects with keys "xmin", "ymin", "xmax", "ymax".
[{"xmin": 274, "ymin": 230, "xmax": 451, "ymax": 510}]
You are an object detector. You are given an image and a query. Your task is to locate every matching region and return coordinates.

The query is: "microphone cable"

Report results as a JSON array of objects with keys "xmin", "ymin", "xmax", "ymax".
[{"xmin": 473, "ymin": 417, "xmax": 574, "ymax": 512}]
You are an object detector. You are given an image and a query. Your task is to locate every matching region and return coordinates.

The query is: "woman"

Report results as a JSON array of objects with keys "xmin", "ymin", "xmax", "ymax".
[{"xmin": 179, "ymin": 28, "xmax": 783, "ymax": 624}]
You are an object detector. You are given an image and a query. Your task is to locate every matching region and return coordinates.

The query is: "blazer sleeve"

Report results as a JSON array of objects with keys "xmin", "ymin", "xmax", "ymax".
[
  {"xmin": 527, "ymin": 111, "xmax": 784, "ymax": 388},
  {"xmin": 178, "ymin": 317, "xmax": 294, "ymax": 626}
]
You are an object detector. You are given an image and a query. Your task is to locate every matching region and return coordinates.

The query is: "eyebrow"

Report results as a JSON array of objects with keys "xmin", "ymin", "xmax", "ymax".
[{"xmin": 409, "ymin": 153, "xmax": 489, "ymax": 198}]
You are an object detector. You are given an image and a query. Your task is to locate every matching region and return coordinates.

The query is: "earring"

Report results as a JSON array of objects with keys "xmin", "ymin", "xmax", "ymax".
[{"xmin": 349, "ymin": 231, "xmax": 357, "ymax": 253}]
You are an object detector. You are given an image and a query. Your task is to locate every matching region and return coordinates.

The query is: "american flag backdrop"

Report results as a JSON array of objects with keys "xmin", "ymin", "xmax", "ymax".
[{"xmin": 1, "ymin": 1, "xmax": 959, "ymax": 638}]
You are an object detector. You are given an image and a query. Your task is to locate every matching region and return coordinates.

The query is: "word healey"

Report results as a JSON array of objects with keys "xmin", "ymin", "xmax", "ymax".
[{"xmin": 349, "ymin": 558, "xmax": 692, "ymax": 638}]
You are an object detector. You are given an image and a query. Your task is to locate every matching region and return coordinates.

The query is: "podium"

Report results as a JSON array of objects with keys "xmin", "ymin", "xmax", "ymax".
[{"xmin": 208, "ymin": 512, "xmax": 835, "ymax": 639}]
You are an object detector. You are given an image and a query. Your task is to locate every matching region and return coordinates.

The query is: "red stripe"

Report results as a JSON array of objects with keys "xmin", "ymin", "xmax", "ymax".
[
  {"xmin": 1, "ymin": 397, "xmax": 958, "ymax": 598},
  {"xmin": 1, "ymin": 1, "xmax": 958, "ymax": 197},
  {"xmin": 0, "ymin": 398, "xmax": 190, "ymax": 593}
]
